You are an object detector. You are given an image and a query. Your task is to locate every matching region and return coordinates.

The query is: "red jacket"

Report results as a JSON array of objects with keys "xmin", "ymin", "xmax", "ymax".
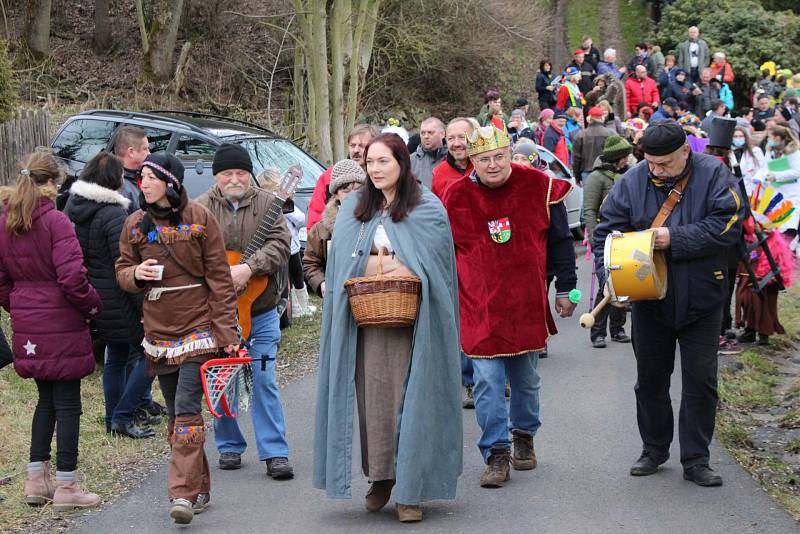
[
  {"xmin": 431, "ymin": 158, "xmax": 473, "ymax": 200},
  {"xmin": 625, "ymin": 76, "xmax": 660, "ymax": 116},
  {"xmin": 306, "ymin": 167, "xmax": 333, "ymax": 232},
  {"xmin": 710, "ymin": 62, "xmax": 734, "ymax": 84}
]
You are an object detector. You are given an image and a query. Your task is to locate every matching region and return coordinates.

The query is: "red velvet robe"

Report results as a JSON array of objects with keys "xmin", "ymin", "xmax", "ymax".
[{"xmin": 443, "ymin": 164, "xmax": 572, "ymax": 358}]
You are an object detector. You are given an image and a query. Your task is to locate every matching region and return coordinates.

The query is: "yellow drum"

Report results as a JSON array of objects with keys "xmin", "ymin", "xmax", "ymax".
[{"xmin": 603, "ymin": 230, "xmax": 668, "ymax": 302}]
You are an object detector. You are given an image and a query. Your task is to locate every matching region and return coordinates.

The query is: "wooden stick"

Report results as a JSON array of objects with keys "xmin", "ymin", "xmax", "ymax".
[{"xmin": 579, "ymin": 294, "xmax": 611, "ymax": 329}]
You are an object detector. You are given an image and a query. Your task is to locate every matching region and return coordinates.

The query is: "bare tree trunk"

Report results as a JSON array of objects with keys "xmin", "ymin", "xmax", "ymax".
[
  {"xmin": 292, "ymin": 44, "xmax": 306, "ymax": 140},
  {"xmin": 172, "ymin": 40, "xmax": 193, "ymax": 95},
  {"xmin": 357, "ymin": 0, "xmax": 380, "ymax": 92},
  {"xmin": 146, "ymin": 0, "xmax": 185, "ymax": 83},
  {"xmin": 134, "ymin": 0, "xmax": 149, "ymax": 55},
  {"xmin": 329, "ymin": 0, "xmax": 351, "ymax": 161},
  {"xmin": 309, "ymin": 0, "xmax": 332, "ymax": 163},
  {"xmin": 24, "ymin": 0, "xmax": 51, "ymax": 59},
  {"xmin": 93, "ymin": 0, "xmax": 112, "ymax": 52}
]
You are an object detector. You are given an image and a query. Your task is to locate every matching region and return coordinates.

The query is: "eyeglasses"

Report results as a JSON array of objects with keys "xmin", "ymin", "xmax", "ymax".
[{"xmin": 475, "ymin": 153, "xmax": 508, "ymax": 166}]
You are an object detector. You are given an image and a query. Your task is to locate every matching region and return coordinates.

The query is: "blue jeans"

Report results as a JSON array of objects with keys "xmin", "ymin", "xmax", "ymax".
[
  {"xmin": 472, "ymin": 352, "xmax": 542, "ymax": 462},
  {"xmin": 213, "ymin": 309, "xmax": 289, "ymax": 460},
  {"xmin": 104, "ymin": 343, "xmax": 155, "ymax": 430},
  {"xmin": 126, "ymin": 347, "xmax": 152, "ymax": 407},
  {"xmin": 461, "ymin": 351, "xmax": 474, "ymax": 387}
]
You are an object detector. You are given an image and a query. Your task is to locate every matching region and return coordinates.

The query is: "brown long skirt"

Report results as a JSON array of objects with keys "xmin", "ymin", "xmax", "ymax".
[
  {"xmin": 735, "ymin": 280, "xmax": 785, "ymax": 336},
  {"xmin": 355, "ymin": 326, "xmax": 413, "ymax": 481}
]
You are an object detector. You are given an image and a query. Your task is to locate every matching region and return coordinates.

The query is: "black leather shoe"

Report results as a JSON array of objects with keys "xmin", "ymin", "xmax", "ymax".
[
  {"xmin": 111, "ymin": 422, "xmax": 155, "ymax": 439},
  {"xmin": 135, "ymin": 407, "xmax": 162, "ymax": 426},
  {"xmin": 611, "ymin": 332, "xmax": 631, "ymax": 343},
  {"xmin": 219, "ymin": 452, "xmax": 242, "ymax": 470},
  {"xmin": 629, "ymin": 450, "xmax": 669, "ymax": 476},
  {"xmin": 683, "ymin": 465, "xmax": 723, "ymax": 487}
]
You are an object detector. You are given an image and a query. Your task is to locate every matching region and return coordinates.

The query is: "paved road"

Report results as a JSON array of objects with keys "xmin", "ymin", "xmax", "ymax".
[{"xmin": 71, "ymin": 258, "xmax": 798, "ymax": 533}]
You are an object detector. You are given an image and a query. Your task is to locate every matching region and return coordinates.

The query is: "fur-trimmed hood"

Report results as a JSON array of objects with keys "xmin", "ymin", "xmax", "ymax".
[
  {"xmin": 320, "ymin": 198, "xmax": 340, "ymax": 234},
  {"xmin": 63, "ymin": 180, "xmax": 131, "ymax": 225}
]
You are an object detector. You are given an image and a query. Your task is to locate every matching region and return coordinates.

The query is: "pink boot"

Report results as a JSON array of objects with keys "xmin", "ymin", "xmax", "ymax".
[
  {"xmin": 24, "ymin": 461, "xmax": 55, "ymax": 505},
  {"xmin": 53, "ymin": 473, "xmax": 101, "ymax": 512}
]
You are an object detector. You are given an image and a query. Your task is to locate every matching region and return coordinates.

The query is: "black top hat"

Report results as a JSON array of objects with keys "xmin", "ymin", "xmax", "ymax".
[{"xmin": 707, "ymin": 116, "xmax": 737, "ymax": 149}]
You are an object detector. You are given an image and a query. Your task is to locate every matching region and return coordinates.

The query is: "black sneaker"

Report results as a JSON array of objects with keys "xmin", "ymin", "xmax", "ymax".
[
  {"xmin": 134, "ymin": 407, "xmax": 162, "ymax": 426},
  {"xmin": 111, "ymin": 422, "xmax": 155, "ymax": 439},
  {"xmin": 266, "ymin": 457, "xmax": 294, "ymax": 479},
  {"xmin": 219, "ymin": 452, "xmax": 242, "ymax": 470},
  {"xmin": 738, "ymin": 329, "xmax": 756, "ymax": 343},
  {"xmin": 683, "ymin": 464, "xmax": 723, "ymax": 487},
  {"xmin": 592, "ymin": 337, "xmax": 607, "ymax": 348},
  {"xmin": 629, "ymin": 450, "xmax": 669, "ymax": 476},
  {"xmin": 611, "ymin": 332, "xmax": 631, "ymax": 343},
  {"xmin": 145, "ymin": 400, "xmax": 168, "ymax": 417}
]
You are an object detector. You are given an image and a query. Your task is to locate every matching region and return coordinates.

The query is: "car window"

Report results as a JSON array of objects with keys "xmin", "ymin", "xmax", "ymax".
[
  {"xmin": 175, "ymin": 135, "xmax": 217, "ymax": 157},
  {"xmin": 145, "ymin": 128, "xmax": 172, "ymax": 153},
  {"xmin": 237, "ymin": 138, "xmax": 325, "ymax": 189},
  {"xmin": 535, "ymin": 148, "xmax": 571, "ymax": 181},
  {"xmin": 52, "ymin": 119, "xmax": 117, "ymax": 163}
]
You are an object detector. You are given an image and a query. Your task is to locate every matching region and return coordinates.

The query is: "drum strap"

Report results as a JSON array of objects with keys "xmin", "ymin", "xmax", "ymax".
[{"xmin": 650, "ymin": 171, "xmax": 691, "ymax": 229}]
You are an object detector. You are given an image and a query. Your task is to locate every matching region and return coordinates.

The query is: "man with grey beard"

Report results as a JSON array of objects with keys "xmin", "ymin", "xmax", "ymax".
[{"xmin": 196, "ymin": 143, "xmax": 295, "ymax": 480}]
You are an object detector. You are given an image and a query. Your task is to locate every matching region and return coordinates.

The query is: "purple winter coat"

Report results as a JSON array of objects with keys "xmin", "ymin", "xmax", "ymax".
[{"xmin": 0, "ymin": 197, "xmax": 101, "ymax": 381}]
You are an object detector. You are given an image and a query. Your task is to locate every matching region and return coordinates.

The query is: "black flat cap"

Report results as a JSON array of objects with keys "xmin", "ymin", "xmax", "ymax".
[{"xmin": 640, "ymin": 121, "xmax": 687, "ymax": 156}]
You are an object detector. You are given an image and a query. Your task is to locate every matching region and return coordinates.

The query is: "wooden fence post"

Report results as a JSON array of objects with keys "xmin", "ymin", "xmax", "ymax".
[{"xmin": 0, "ymin": 109, "xmax": 50, "ymax": 186}]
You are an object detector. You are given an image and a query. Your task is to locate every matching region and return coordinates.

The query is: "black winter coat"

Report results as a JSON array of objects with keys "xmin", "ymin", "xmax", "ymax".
[
  {"xmin": 593, "ymin": 153, "xmax": 744, "ymax": 329},
  {"xmin": 64, "ymin": 180, "xmax": 144, "ymax": 344}
]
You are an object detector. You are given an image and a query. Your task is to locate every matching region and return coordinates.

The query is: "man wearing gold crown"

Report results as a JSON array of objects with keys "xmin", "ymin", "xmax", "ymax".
[{"xmin": 442, "ymin": 124, "xmax": 577, "ymax": 488}]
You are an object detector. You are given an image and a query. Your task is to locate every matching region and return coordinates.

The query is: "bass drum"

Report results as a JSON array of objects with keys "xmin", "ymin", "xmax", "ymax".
[{"xmin": 603, "ymin": 230, "xmax": 668, "ymax": 302}]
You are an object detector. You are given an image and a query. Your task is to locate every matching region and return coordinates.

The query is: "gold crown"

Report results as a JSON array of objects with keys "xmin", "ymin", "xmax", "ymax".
[{"xmin": 466, "ymin": 124, "xmax": 511, "ymax": 156}]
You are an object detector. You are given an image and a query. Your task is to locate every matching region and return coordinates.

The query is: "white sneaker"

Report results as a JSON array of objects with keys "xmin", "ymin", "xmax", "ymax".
[{"xmin": 170, "ymin": 498, "xmax": 194, "ymax": 524}]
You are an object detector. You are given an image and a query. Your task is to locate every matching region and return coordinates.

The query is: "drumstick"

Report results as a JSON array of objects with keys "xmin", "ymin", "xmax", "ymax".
[{"xmin": 579, "ymin": 294, "xmax": 611, "ymax": 329}]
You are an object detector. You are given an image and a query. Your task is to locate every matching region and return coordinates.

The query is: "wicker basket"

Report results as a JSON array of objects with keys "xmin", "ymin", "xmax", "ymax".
[{"xmin": 344, "ymin": 248, "xmax": 421, "ymax": 328}]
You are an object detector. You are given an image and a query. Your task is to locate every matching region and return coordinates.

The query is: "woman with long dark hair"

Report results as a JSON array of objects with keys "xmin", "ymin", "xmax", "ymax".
[
  {"xmin": 116, "ymin": 153, "xmax": 238, "ymax": 525},
  {"xmin": 536, "ymin": 60, "xmax": 557, "ymax": 111},
  {"xmin": 64, "ymin": 152, "xmax": 155, "ymax": 439},
  {"xmin": 0, "ymin": 150, "xmax": 102, "ymax": 511},
  {"xmin": 314, "ymin": 134, "xmax": 461, "ymax": 523}
]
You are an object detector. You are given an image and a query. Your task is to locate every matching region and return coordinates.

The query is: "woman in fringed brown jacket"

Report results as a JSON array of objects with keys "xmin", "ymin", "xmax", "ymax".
[{"xmin": 116, "ymin": 153, "xmax": 238, "ymax": 526}]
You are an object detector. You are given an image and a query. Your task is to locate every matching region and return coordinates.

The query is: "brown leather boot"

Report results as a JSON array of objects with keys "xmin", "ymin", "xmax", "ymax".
[
  {"xmin": 24, "ymin": 461, "xmax": 54, "ymax": 505},
  {"xmin": 480, "ymin": 447, "xmax": 511, "ymax": 488},
  {"xmin": 52, "ymin": 474, "xmax": 101, "ymax": 512},
  {"xmin": 365, "ymin": 479, "xmax": 394, "ymax": 512},
  {"xmin": 511, "ymin": 431, "xmax": 537, "ymax": 470},
  {"xmin": 168, "ymin": 414, "xmax": 209, "ymax": 504},
  {"xmin": 396, "ymin": 504, "xmax": 423, "ymax": 522}
]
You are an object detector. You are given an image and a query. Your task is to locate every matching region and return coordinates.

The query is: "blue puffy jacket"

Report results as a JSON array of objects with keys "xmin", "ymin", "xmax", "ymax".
[{"xmin": 593, "ymin": 152, "xmax": 744, "ymax": 329}]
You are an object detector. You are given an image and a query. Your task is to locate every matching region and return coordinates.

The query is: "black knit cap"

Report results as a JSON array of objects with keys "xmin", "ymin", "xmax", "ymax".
[
  {"xmin": 213, "ymin": 143, "xmax": 253, "ymax": 175},
  {"xmin": 141, "ymin": 152, "xmax": 185, "ymax": 191},
  {"xmin": 640, "ymin": 121, "xmax": 687, "ymax": 156}
]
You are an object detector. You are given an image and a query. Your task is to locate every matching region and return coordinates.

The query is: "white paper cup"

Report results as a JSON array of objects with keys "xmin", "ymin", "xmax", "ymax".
[{"xmin": 152, "ymin": 265, "xmax": 164, "ymax": 280}]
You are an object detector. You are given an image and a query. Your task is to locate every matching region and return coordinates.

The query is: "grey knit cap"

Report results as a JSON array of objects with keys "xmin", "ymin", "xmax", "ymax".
[{"xmin": 329, "ymin": 159, "xmax": 366, "ymax": 194}]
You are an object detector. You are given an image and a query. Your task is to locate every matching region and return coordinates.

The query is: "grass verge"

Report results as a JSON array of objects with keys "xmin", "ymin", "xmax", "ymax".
[
  {"xmin": 716, "ymin": 281, "xmax": 800, "ymax": 520},
  {"xmin": 565, "ymin": 0, "xmax": 601, "ymax": 53},
  {"xmin": 0, "ymin": 295, "xmax": 322, "ymax": 532},
  {"xmin": 618, "ymin": 0, "xmax": 652, "ymax": 57}
]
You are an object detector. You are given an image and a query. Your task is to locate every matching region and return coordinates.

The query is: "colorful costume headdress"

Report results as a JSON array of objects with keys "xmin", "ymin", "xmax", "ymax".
[
  {"xmin": 751, "ymin": 185, "xmax": 795, "ymax": 230},
  {"xmin": 466, "ymin": 124, "xmax": 511, "ymax": 156}
]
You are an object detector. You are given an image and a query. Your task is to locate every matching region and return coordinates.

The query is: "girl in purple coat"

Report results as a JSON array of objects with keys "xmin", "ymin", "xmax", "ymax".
[{"xmin": 0, "ymin": 151, "xmax": 103, "ymax": 512}]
